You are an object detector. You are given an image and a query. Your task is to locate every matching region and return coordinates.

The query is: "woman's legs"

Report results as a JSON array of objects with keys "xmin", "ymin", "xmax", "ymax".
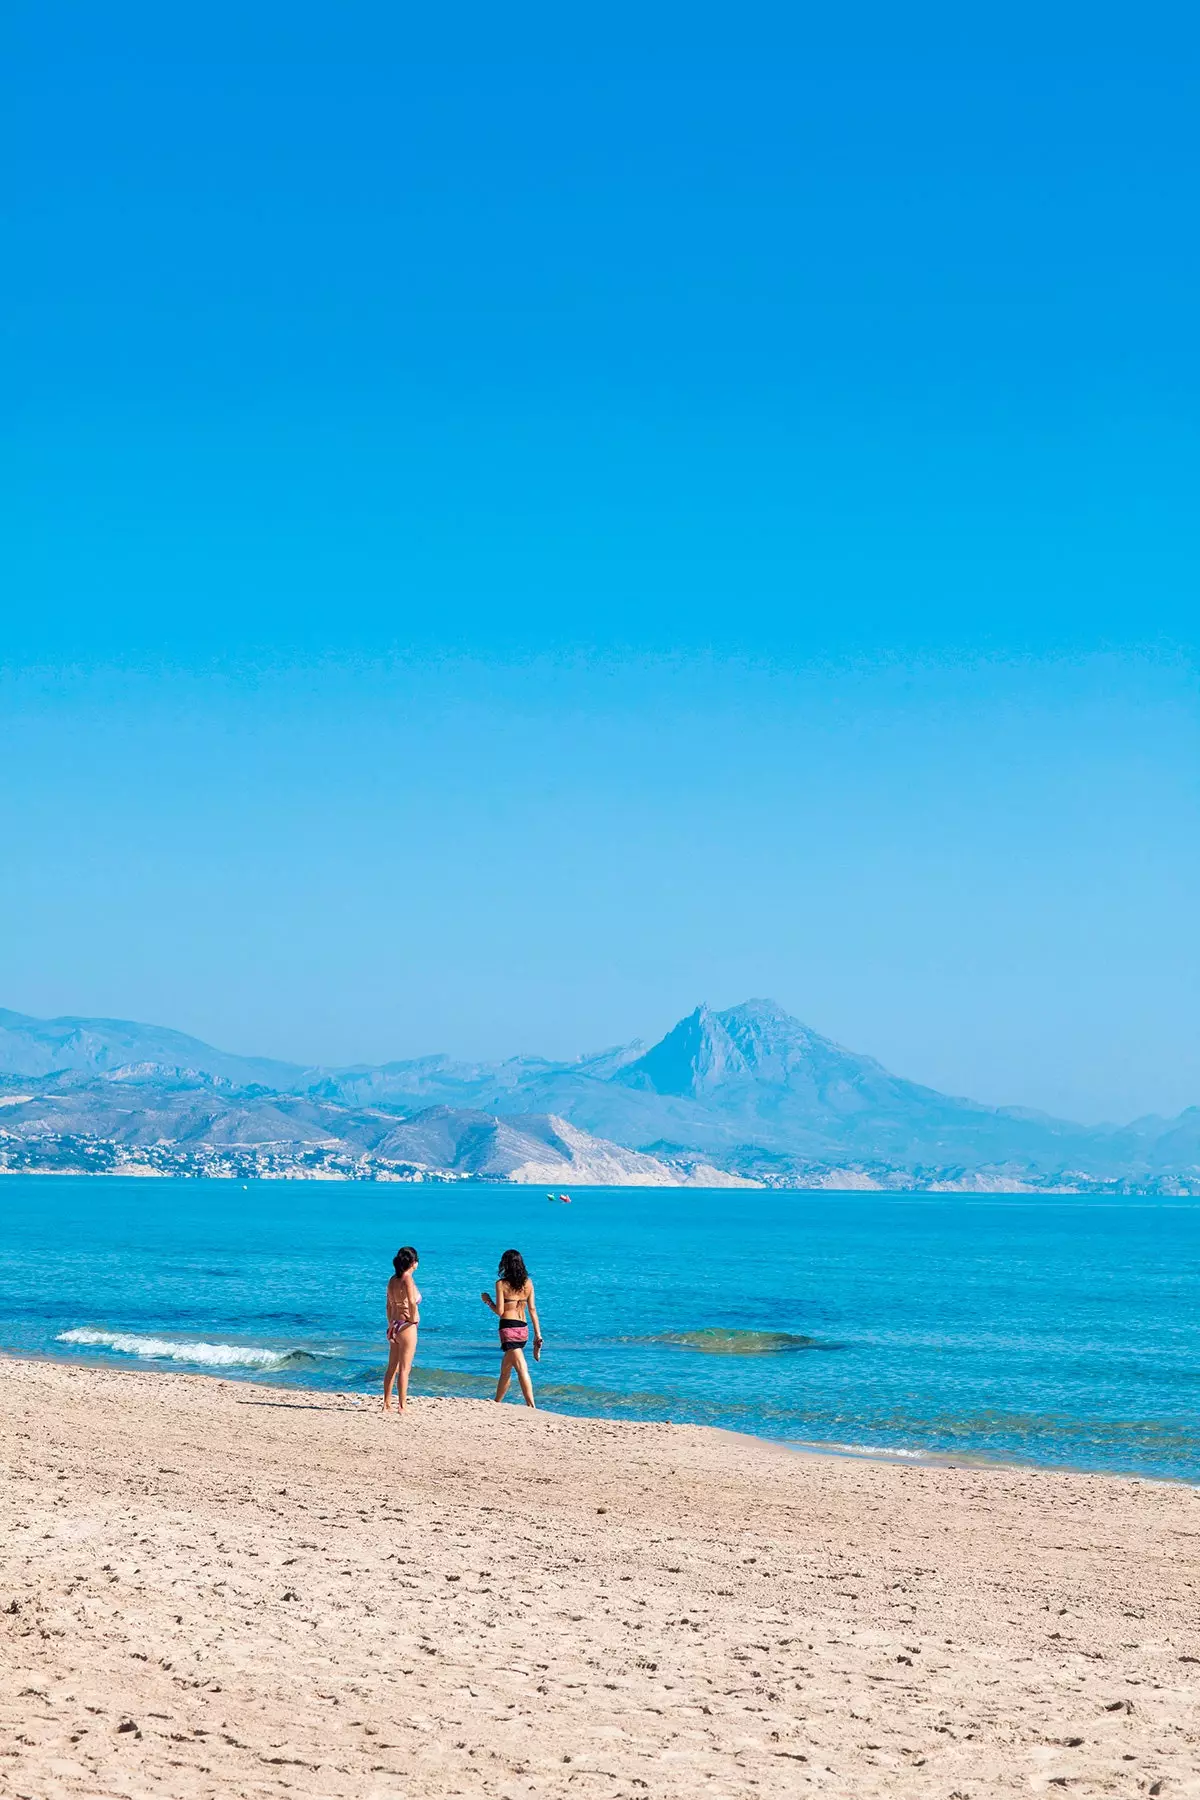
[
  {"xmin": 495, "ymin": 1350, "xmax": 515, "ymax": 1402},
  {"xmin": 383, "ymin": 1340, "xmax": 402, "ymax": 1409},
  {"xmin": 511, "ymin": 1347, "xmax": 536, "ymax": 1408},
  {"xmin": 495, "ymin": 1345, "xmax": 536, "ymax": 1406},
  {"xmin": 395, "ymin": 1328, "xmax": 418, "ymax": 1412}
]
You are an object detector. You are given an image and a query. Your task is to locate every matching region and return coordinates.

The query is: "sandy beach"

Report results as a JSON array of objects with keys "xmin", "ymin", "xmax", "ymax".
[{"xmin": 1, "ymin": 1355, "xmax": 1198, "ymax": 1798}]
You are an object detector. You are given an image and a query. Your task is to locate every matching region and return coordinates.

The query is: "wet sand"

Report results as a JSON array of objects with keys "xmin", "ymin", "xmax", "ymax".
[{"xmin": 2, "ymin": 1353, "xmax": 1198, "ymax": 1797}]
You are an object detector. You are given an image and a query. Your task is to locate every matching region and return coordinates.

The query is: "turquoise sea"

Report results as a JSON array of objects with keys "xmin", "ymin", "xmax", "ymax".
[{"xmin": 1, "ymin": 1177, "xmax": 1197, "ymax": 1482}]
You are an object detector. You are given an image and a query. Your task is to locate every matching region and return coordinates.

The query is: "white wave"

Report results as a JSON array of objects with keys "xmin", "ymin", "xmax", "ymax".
[
  {"xmin": 832, "ymin": 1443, "xmax": 928, "ymax": 1460},
  {"xmin": 56, "ymin": 1328, "xmax": 310, "ymax": 1370},
  {"xmin": 792, "ymin": 1436, "xmax": 930, "ymax": 1462}
]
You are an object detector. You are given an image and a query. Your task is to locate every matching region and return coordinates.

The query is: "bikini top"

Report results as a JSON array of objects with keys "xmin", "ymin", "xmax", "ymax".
[{"xmin": 499, "ymin": 1280, "xmax": 529, "ymax": 1315}]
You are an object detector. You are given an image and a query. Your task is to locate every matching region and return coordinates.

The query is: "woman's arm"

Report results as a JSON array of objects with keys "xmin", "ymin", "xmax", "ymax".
[
  {"xmin": 527, "ymin": 1282, "xmax": 543, "ymax": 1357},
  {"xmin": 402, "ymin": 1271, "xmax": 419, "ymax": 1320},
  {"xmin": 481, "ymin": 1283, "xmax": 500, "ymax": 1314}
]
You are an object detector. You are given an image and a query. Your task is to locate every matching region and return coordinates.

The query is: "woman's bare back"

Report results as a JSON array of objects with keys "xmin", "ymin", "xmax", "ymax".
[{"xmin": 497, "ymin": 1279, "xmax": 530, "ymax": 1319}]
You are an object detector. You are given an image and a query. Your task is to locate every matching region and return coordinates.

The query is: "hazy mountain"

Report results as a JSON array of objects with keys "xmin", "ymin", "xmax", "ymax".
[
  {"xmin": 294, "ymin": 1000, "xmax": 1141, "ymax": 1177},
  {"xmin": 306, "ymin": 1038, "xmax": 648, "ymax": 1111},
  {"xmin": 1, "ymin": 998, "xmax": 1197, "ymax": 1187},
  {"xmin": 600, "ymin": 999, "xmax": 1108, "ymax": 1170},
  {"xmin": 0, "ymin": 1008, "xmax": 305, "ymax": 1089},
  {"xmin": 0, "ymin": 1070, "xmax": 378, "ymax": 1151}
]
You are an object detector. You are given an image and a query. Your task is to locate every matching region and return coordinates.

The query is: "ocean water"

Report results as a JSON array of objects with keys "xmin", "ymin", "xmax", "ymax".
[{"xmin": 1, "ymin": 1177, "xmax": 1198, "ymax": 1482}]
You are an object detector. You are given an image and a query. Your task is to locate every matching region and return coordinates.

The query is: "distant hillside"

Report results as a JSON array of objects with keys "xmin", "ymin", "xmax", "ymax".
[
  {"xmin": 1, "ymin": 999, "xmax": 1197, "ymax": 1190},
  {"xmin": 365, "ymin": 1106, "xmax": 741, "ymax": 1186},
  {"xmin": 0, "ymin": 1008, "xmax": 306, "ymax": 1090},
  {"xmin": 288, "ymin": 1000, "xmax": 1187, "ymax": 1183},
  {"xmin": 0, "ymin": 1072, "xmax": 744, "ymax": 1186}
]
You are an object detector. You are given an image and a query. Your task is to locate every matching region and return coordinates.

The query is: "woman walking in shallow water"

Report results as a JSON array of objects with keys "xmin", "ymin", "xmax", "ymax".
[
  {"xmin": 481, "ymin": 1248, "xmax": 542, "ymax": 1407},
  {"xmin": 384, "ymin": 1245, "xmax": 420, "ymax": 1413}
]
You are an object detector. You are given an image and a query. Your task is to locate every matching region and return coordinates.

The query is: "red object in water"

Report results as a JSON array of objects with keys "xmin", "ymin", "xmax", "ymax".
[{"xmin": 559, "ymin": 1193, "xmax": 572, "ymax": 1204}]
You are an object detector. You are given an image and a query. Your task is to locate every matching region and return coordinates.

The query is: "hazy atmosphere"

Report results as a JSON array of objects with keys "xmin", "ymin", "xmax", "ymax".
[{"xmin": 4, "ymin": 653, "xmax": 1199, "ymax": 1124}]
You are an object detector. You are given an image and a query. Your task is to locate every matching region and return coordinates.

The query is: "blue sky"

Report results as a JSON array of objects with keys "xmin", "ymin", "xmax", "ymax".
[{"xmin": 4, "ymin": 3, "xmax": 1198, "ymax": 1121}]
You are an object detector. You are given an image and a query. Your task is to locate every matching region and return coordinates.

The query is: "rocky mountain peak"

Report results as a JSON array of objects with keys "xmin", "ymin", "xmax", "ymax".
[
  {"xmin": 714, "ymin": 999, "xmax": 827, "ymax": 1075},
  {"xmin": 618, "ymin": 998, "xmax": 841, "ymax": 1099}
]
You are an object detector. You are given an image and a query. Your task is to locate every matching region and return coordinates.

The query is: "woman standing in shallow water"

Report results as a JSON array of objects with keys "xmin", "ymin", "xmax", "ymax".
[
  {"xmin": 384, "ymin": 1245, "xmax": 420, "ymax": 1413},
  {"xmin": 481, "ymin": 1248, "xmax": 543, "ymax": 1407}
]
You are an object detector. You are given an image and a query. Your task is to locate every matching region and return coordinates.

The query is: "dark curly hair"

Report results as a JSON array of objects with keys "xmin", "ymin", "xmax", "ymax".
[
  {"xmin": 392, "ymin": 1245, "xmax": 418, "ymax": 1278},
  {"xmin": 498, "ymin": 1248, "xmax": 528, "ymax": 1292}
]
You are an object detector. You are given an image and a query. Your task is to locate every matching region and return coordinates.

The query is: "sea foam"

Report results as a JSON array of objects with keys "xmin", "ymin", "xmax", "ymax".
[{"xmin": 56, "ymin": 1328, "xmax": 317, "ymax": 1370}]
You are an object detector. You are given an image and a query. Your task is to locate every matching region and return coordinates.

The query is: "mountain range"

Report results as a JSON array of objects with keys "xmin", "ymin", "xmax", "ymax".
[{"xmin": 1, "ymin": 1000, "xmax": 1197, "ymax": 1190}]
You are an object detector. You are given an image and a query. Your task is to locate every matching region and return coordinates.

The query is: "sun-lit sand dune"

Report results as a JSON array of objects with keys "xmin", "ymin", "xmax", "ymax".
[{"xmin": 2, "ymin": 1355, "xmax": 1198, "ymax": 1798}]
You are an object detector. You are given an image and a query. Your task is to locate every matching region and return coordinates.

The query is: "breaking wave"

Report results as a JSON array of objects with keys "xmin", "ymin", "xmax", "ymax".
[
  {"xmin": 799, "ymin": 1439, "xmax": 932, "ymax": 1462},
  {"xmin": 56, "ymin": 1328, "xmax": 324, "ymax": 1371}
]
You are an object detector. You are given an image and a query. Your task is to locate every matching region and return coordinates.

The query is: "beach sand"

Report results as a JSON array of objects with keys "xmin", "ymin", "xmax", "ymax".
[{"xmin": 1, "ymin": 1355, "xmax": 1198, "ymax": 1798}]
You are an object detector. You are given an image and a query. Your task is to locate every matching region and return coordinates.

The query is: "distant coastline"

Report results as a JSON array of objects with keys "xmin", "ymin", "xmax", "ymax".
[
  {"xmin": 3, "ymin": 1147, "xmax": 1196, "ymax": 1194},
  {"xmin": 3, "ymin": 997, "xmax": 1198, "ymax": 1193}
]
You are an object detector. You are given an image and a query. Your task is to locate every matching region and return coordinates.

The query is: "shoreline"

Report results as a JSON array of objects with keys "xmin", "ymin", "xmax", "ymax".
[
  {"xmin": 10, "ymin": 1334, "xmax": 1200, "ymax": 1496},
  {"xmin": 3, "ymin": 1352, "xmax": 1199, "ymax": 1797},
  {"xmin": 7, "ymin": 1167, "xmax": 1200, "ymax": 1196}
]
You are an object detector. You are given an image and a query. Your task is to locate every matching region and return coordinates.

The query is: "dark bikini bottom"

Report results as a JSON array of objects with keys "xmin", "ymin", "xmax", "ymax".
[{"xmin": 498, "ymin": 1319, "xmax": 529, "ymax": 1349}]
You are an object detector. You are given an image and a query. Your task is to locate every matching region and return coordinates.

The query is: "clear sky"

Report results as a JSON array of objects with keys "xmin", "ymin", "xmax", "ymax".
[{"xmin": 4, "ymin": 3, "xmax": 1198, "ymax": 1123}]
